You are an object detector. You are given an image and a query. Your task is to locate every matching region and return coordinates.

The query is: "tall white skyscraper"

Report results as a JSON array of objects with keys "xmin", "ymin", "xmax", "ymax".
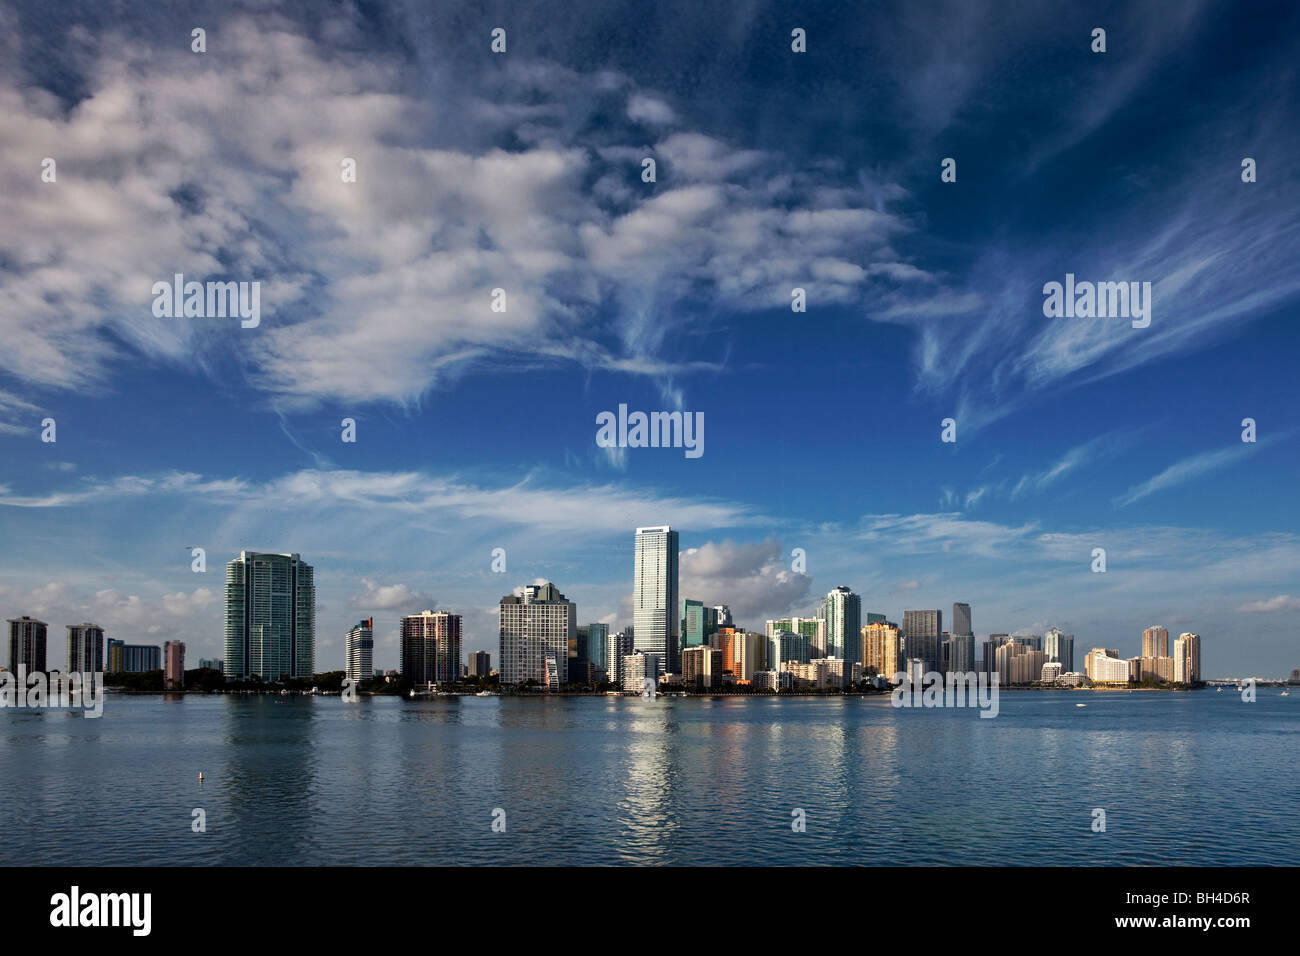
[
  {"xmin": 346, "ymin": 617, "xmax": 374, "ymax": 682},
  {"xmin": 634, "ymin": 526, "xmax": 679, "ymax": 676},
  {"xmin": 824, "ymin": 587, "xmax": 861, "ymax": 664}
]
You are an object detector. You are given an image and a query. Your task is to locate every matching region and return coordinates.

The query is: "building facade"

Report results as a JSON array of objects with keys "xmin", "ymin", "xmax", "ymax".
[
  {"xmin": 346, "ymin": 618, "xmax": 374, "ymax": 683},
  {"xmin": 401, "ymin": 611, "xmax": 462, "ymax": 685},
  {"xmin": 902, "ymin": 609, "xmax": 942, "ymax": 674},
  {"xmin": 224, "ymin": 551, "xmax": 316, "ymax": 680},
  {"xmin": 633, "ymin": 526, "xmax": 679, "ymax": 675},
  {"xmin": 164, "ymin": 640, "xmax": 185, "ymax": 689},
  {"xmin": 1174, "ymin": 632, "xmax": 1201, "ymax": 684},
  {"xmin": 1142, "ymin": 625, "xmax": 1169, "ymax": 658},
  {"xmin": 824, "ymin": 586, "xmax": 862, "ymax": 665},
  {"xmin": 7, "ymin": 616, "xmax": 47, "ymax": 673},
  {"xmin": 1044, "ymin": 627, "xmax": 1075, "ymax": 674},
  {"xmin": 66, "ymin": 624, "xmax": 105, "ymax": 672},
  {"xmin": 499, "ymin": 583, "xmax": 575, "ymax": 685}
]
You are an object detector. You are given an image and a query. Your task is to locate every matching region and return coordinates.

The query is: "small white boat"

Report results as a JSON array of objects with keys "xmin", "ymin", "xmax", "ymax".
[
  {"xmin": 1282, "ymin": 691, "xmax": 1290, "ymax": 697},
  {"xmin": 1076, "ymin": 703, "xmax": 1087, "ymax": 707},
  {"xmin": 475, "ymin": 691, "xmax": 493, "ymax": 697}
]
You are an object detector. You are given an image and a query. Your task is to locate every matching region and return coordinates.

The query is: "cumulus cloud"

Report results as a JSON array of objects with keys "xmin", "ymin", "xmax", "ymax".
[
  {"xmin": 681, "ymin": 537, "xmax": 812, "ymax": 627},
  {"xmin": 349, "ymin": 579, "xmax": 433, "ymax": 612}
]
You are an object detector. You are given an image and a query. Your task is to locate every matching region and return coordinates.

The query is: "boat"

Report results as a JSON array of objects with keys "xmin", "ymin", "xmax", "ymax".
[
  {"xmin": 1217, "ymin": 687, "xmax": 1223, "ymax": 693},
  {"xmin": 1076, "ymin": 703, "xmax": 1087, "ymax": 707},
  {"xmin": 1282, "ymin": 691, "xmax": 1290, "ymax": 697},
  {"xmin": 475, "ymin": 691, "xmax": 493, "ymax": 697}
]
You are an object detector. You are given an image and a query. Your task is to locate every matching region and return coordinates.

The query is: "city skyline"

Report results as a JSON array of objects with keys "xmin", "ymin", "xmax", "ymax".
[{"xmin": 2, "ymin": 535, "xmax": 1257, "ymax": 680}]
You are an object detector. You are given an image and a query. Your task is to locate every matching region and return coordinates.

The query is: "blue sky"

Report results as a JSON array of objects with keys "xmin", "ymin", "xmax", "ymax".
[{"xmin": 1, "ymin": 0, "xmax": 1298, "ymax": 676}]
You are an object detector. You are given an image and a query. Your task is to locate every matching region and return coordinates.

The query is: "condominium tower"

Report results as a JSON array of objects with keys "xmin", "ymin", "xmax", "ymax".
[
  {"xmin": 7, "ymin": 616, "xmax": 47, "ymax": 673},
  {"xmin": 499, "ymin": 582, "xmax": 576, "ymax": 685},
  {"xmin": 401, "ymin": 611, "xmax": 462, "ymax": 686},
  {"xmin": 66, "ymin": 623, "xmax": 105, "ymax": 672},
  {"xmin": 224, "ymin": 551, "xmax": 316, "ymax": 680},
  {"xmin": 346, "ymin": 618, "xmax": 374, "ymax": 682}
]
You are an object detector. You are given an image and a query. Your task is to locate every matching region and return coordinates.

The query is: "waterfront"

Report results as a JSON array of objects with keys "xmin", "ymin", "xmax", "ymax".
[{"xmin": 1, "ymin": 690, "xmax": 1295, "ymax": 866}]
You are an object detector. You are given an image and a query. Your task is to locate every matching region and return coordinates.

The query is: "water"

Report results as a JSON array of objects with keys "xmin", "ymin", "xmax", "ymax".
[{"xmin": 1, "ymin": 690, "xmax": 1295, "ymax": 865}]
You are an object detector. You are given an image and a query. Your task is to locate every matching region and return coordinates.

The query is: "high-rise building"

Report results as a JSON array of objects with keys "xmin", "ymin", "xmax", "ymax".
[
  {"xmin": 682, "ymin": 645, "xmax": 725, "ymax": 689},
  {"xmin": 1142, "ymin": 626, "xmax": 1169, "ymax": 658},
  {"xmin": 66, "ymin": 624, "xmax": 105, "ymax": 672},
  {"xmin": 824, "ymin": 586, "xmax": 862, "ymax": 664},
  {"xmin": 346, "ymin": 618, "xmax": 374, "ymax": 683},
  {"xmin": 164, "ymin": 640, "xmax": 185, "ymax": 689},
  {"xmin": 607, "ymin": 629, "xmax": 635, "ymax": 686},
  {"xmin": 634, "ymin": 526, "xmax": 679, "ymax": 675},
  {"xmin": 950, "ymin": 603, "xmax": 975, "ymax": 673},
  {"xmin": 574, "ymin": 623, "xmax": 609, "ymax": 682},
  {"xmin": 902, "ymin": 610, "xmax": 942, "ymax": 673},
  {"xmin": 198, "ymin": 657, "xmax": 224, "ymax": 672},
  {"xmin": 769, "ymin": 629, "xmax": 811, "ymax": 667},
  {"xmin": 716, "ymin": 626, "xmax": 744, "ymax": 680},
  {"xmin": 681, "ymin": 599, "xmax": 706, "ymax": 649},
  {"xmin": 1174, "ymin": 633, "xmax": 1201, "ymax": 683},
  {"xmin": 499, "ymin": 582, "xmax": 576, "ymax": 686},
  {"xmin": 108, "ymin": 638, "xmax": 124, "ymax": 672},
  {"xmin": 952, "ymin": 603, "xmax": 972, "ymax": 638},
  {"xmin": 1044, "ymin": 627, "xmax": 1074, "ymax": 673},
  {"xmin": 1085, "ymin": 647, "xmax": 1130, "ymax": 684},
  {"xmin": 224, "ymin": 551, "xmax": 316, "ymax": 680},
  {"xmin": 983, "ymin": 634, "xmax": 1010, "ymax": 676},
  {"xmin": 467, "ymin": 650, "xmax": 492, "ymax": 677},
  {"xmin": 622, "ymin": 652, "xmax": 656, "ymax": 693},
  {"xmin": 122, "ymin": 645, "xmax": 161, "ymax": 672},
  {"xmin": 863, "ymin": 621, "xmax": 902, "ymax": 677},
  {"xmin": 766, "ymin": 617, "xmax": 827, "ymax": 658},
  {"xmin": 401, "ymin": 611, "xmax": 462, "ymax": 685},
  {"xmin": 712, "ymin": 605, "xmax": 732, "ymax": 629},
  {"xmin": 7, "ymin": 616, "xmax": 48, "ymax": 673}
]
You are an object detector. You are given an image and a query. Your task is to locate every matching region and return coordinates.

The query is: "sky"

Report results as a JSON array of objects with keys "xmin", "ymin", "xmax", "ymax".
[{"xmin": 1, "ymin": 0, "xmax": 1298, "ymax": 678}]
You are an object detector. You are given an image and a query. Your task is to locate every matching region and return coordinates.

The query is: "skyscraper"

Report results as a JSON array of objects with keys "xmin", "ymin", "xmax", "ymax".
[
  {"xmin": 1044, "ymin": 627, "xmax": 1075, "ymax": 673},
  {"xmin": 499, "ymin": 582, "xmax": 576, "ymax": 686},
  {"xmin": 1142, "ymin": 626, "xmax": 1169, "ymax": 658},
  {"xmin": 607, "ymin": 628, "xmax": 635, "ymax": 686},
  {"xmin": 164, "ymin": 640, "xmax": 185, "ymax": 689},
  {"xmin": 902, "ymin": 609, "xmax": 942, "ymax": 673},
  {"xmin": 346, "ymin": 618, "xmax": 374, "ymax": 682},
  {"xmin": 862, "ymin": 621, "xmax": 902, "ymax": 677},
  {"xmin": 66, "ymin": 623, "xmax": 105, "ymax": 672},
  {"xmin": 224, "ymin": 551, "xmax": 316, "ymax": 680},
  {"xmin": 681, "ymin": 599, "xmax": 706, "ymax": 648},
  {"xmin": 1174, "ymin": 632, "xmax": 1201, "ymax": 683},
  {"xmin": 824, "ymin": 586, "xmax": 862, "ymax": 664},
  {"xmin": 766, "ymin": 617, "xmax": 827, "ymax": 658},
  {"xmin": 7, "ymin": 616, "xmax": 47, "ymax": 673},
  {"xmin": 950, "ymin": 603, "xmax": 975, "ymax": 673},
  {"xmin": 634, "ymin": 526, "xmax": 679, "ymax": 675},
  {"xmin": 401, "ymin": 611, "xmax": 462, "ymax": 685},
  {"xmin": 467, "ymin": 650, "xmax": 492, "ymax": 677}
]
